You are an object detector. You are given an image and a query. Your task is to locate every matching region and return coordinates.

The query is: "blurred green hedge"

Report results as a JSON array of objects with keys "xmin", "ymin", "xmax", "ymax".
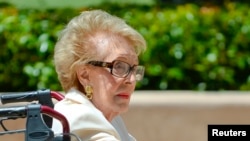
[{"xmin": 0, "ymin": 2, "xmax": 249, "ymax": 91}]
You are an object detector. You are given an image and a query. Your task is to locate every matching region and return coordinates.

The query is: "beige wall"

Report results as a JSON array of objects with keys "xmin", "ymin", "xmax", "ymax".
[
  {"xmin": 1, "ymin": 91, "xmax": 250, "ymax": 141},
  {"xmin": 122, "ymin": 91, "xmax": 250, "ymax": 141}
]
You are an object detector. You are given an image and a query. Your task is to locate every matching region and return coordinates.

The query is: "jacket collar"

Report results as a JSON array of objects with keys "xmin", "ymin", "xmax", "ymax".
[{"xmin": 65, "ymin": 88, "xmax": 90, "ymax": 104}]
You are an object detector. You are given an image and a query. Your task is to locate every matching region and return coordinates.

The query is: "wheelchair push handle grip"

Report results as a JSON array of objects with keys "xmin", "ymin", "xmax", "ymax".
[
  {"xmin": 0, "ymin": 105, "xmax": 26, "ymax": 118},
  {"xmin": 0, "ymin": 91, "xmax": 39, "ymax": 104},
  {"xmin": 0, "ymin": 89, "xmax": 64, "ymax": 105}
]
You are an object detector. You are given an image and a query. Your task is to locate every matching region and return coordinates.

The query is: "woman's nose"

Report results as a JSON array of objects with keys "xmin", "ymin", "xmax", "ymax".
[{"xmin": 124, "ymin": 71, "xmax": 137, "ymax": 83}]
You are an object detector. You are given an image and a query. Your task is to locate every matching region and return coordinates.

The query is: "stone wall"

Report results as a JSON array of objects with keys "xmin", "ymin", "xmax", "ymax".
[{"xmin": 1, "ymin": 91, "xmax": 250, "ymax": 141}]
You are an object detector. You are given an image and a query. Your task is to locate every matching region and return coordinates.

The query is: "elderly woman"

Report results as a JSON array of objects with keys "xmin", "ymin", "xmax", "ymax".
[{"xmin": 52, "ymin": 9, "xmax": 146, "ymax": 141}]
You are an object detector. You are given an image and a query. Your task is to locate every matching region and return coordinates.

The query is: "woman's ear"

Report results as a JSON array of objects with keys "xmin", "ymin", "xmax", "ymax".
[{"xmin": 76, "ymin": 65, "xmax": 89, "ymax": 86}]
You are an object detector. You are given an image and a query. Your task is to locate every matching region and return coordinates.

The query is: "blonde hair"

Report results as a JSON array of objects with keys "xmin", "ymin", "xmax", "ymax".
[{"xmin": 54, "ymin": 9, "xmax": 146, "ymax": 92}]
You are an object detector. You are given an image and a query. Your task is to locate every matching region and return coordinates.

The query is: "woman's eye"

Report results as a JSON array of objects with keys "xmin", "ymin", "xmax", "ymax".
[
  {"xmin": 114, "ymin": 64, "xmax": 125, "ymax": 71},
  {"xmin": 114, "ymin": 62, "xmax": 129, "ymax": 74}
]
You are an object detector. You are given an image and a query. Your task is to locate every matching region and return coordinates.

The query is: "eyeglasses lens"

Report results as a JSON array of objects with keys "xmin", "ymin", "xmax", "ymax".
[
  {"xmin": 113, "ymin": 61, "xmax": 130, "ymax": 77},
  {"xmin": 135, "ymin": 66, "xmax": 145, "ymax": 81},
  {"xmin": 113, "ymin": 61, "xmax": 144, "ymax": 81}
]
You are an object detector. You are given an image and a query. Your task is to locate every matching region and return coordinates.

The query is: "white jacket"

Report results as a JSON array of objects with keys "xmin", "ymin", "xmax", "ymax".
[{"xmin": 52, "ymin": 88, "xmax": 136, "ymax": 141}]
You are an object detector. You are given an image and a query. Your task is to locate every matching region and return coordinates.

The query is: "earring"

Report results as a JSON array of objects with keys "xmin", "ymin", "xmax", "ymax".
[{"xmin": 85, "ymin": 85, "xmax": 93, "ymax": 100}]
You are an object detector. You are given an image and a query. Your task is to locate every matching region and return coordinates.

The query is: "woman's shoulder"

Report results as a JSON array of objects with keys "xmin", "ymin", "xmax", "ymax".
[
  {"xmin": 54, "ymin": 89, "xmax": 111, "ymax": 129},
  {"xmin": 52, "ymin": 89, "xmax": 121, "ymax": 140}
]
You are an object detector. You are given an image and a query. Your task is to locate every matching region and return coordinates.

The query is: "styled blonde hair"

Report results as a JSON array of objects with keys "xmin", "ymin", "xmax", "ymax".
[{"xmin": 54, "ymin": 9, "xmax": 146, "ymax": 92}]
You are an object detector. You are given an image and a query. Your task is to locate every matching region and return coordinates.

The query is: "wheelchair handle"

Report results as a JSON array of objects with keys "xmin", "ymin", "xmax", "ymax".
[{"xmin": 0, "ymin": 89, "xmax": 64, "ymax": 104}]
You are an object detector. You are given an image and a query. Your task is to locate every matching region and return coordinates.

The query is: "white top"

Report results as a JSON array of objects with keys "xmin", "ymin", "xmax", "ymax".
[
  {"xmin": 111, "ymin": 116, "xmax": 136, "ymax": 141},
  {"xmin": 52, "ymin": 88, "xmax": 136, "ymax": 141}
]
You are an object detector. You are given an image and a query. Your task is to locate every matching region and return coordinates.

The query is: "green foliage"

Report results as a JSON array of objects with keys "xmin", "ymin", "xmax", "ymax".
[
  {"xmin": 0, "ymin": 2, "xmax": 249, "ymax": 91},
  {"xmin": 0, "ymin": 7, "xmax": 79, "ymax": 91}
]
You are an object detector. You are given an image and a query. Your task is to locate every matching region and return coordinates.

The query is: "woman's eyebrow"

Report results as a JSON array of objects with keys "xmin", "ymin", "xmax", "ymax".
[{"xmin": 115, "ymin": 56, "xmax": 138, "ymax": 63}]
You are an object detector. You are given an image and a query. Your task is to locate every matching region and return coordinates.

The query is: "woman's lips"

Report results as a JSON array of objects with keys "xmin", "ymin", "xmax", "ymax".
[{"xmin": 117, "ymin": 93, "xmax": 130, "ymax": 99}]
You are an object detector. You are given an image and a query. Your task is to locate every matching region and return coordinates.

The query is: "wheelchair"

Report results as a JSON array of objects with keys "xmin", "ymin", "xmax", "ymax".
[{"xmin": 0, "ymin": 89, "xmax": 81, "ymax": 141}]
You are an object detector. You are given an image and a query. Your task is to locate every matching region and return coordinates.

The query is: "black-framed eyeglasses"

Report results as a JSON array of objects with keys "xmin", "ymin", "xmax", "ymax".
[{"xmin": 88, "ymin": 60, "xmax": 145, "ymax": 81}]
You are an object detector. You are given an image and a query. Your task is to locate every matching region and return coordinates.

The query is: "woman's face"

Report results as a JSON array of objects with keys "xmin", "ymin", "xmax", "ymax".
[{"xmin": 86, "ymin": 34, "xmax": 138, "ymax": 120}]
